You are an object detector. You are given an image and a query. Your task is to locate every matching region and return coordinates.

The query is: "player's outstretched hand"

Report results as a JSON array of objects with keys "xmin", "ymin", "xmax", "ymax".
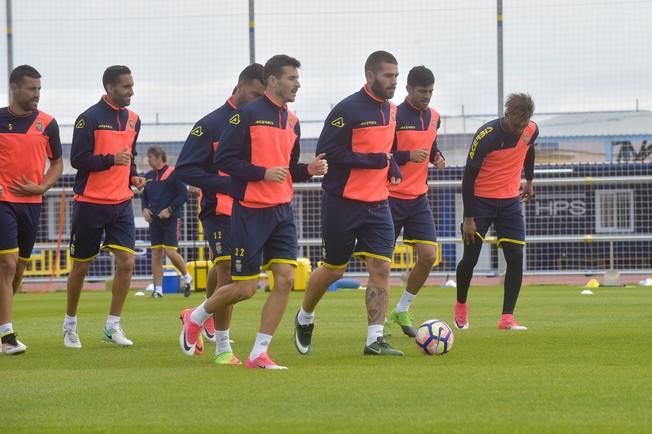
[
  {"xmin": 264, "ymin": 167, "xmax": 289, "ymax": 183},
  {"xmin": 462, "ymin": 217, "xmax": 477, "ymax": 245},
  {"xmin": 308, "ymin": 153, "xmax": 328, "ymax": 176}
]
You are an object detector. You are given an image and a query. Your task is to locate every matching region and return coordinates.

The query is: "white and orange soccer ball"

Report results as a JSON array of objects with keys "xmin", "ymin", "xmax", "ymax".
[{"xmin": 415, "ymin": 319, "xmax": 454, "ymax": 355}]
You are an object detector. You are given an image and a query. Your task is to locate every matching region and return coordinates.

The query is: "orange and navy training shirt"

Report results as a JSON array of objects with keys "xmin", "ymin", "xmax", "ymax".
[
  {"xmin": 141, "ymin": 164, "xmax": 188, "ymax": 219},
  {"xmin": 462, "ymin": 118, "xmax": 538, "ymax": 217},
  {"xmin": 389, "ymin": 99, "xmax": 442, "ymax": 200},
  {"xmin": 317, "ymin": 86, "xmax": 396, "ymax": 202},
  {"xmin": 175, "ymin": 98, "xmax": 235, "ymax": 220},
  {"xmin": 0, "ymin": 107, "xmax": 62, "ymax": 204},
  {"xmin": 214, "ymin": 92, "xmax": 311, "ymax": 208},
  {"xmin": 71, "ymin": 96, "xmax": 140, "ymax": 205}
]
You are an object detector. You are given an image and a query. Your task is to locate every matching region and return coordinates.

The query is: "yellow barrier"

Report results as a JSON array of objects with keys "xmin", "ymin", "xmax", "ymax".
[
  {"xmin": 22, "ymin": 249, "xmax": 73, "ymax": 277},
  {"xmin": 391, "ymin": 242, "xmax": 441, "ymax": 271},
  {"xmin": 268, "ymin": 257, "xmax": 311, "ymax": 291},
  {"xmin": 186, "ymin": 260, "xmax": 213, "ymax": 291}
]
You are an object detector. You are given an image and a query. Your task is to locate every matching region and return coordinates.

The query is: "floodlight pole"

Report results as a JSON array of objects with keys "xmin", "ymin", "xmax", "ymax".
[
  {"xmin": 497, "ymin": 0, "xmax": 507, "ymax": 278},
  {"xmin": 497, "ymin": 0, "xmax": 504, "ymax": 117},
  {"xmin": 248, "ymin": 0, "xmax": 255, "ymax": 64},
  {"xmin": 6, "ymin": 0, "xmax": 13, "ymax": 104}
]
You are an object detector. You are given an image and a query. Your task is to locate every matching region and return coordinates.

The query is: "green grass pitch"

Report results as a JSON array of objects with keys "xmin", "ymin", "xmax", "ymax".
[{"xmin": 2, "ymin": 284, "xmax": 651, "ymax": 433}]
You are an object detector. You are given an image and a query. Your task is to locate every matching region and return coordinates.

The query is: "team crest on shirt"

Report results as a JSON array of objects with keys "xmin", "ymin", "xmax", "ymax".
[
  {"xmin": 191, "ymin": 126, "xmax": 204, "ymax": 137},
  {"xmin": 229, "ymin": 114, "xmax": 240, "ymax": 125},
  {"xmin": 330, "ymin": 117, "xmax": 344, "ymax": 128},
  {"xmin": 35, "ymin": 121, "xmax": 43, "ymax": 132}
]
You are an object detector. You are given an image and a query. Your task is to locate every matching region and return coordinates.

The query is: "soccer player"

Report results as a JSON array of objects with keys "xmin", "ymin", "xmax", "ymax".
[
  {"xmin": 179, "ymin": 55, "xmax": 327, "ymax": 369},
  {"xmin": 454, "ymin": 93, "xmax": 538, "ymax": 331},
  {"xmin": 0, "ymin": 65, "xmax": 63, "ymax": 354},
  {"xmin": 385, "ymin": 66, "xmax": 446, "ymax": 338},
  {"xmin": 63, "ymin": 65, "xmax": 146, "ymax": 348},
  {"xmin": 175, "ymin": 63, "xmax": 265, "ymax": 364},
  {"xmin": 141, "ymin": 145, "xmax": 191, "ymax": 299},
  {"xmin": 294, "ymin": 51, "xmax": 404, "ymax": 356}
]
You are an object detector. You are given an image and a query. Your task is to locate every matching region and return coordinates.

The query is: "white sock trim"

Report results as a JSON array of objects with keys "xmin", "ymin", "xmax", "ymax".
[
  {"xmin": 297, "ymin": 307, "xmax": 315, "ymax": 325},
  {"xmin": 366, "ymin": 324, "xmax": 384, "ymax": 346},
  {"xmin": 249, "ymin": 332, "xmax": 273, "ymax": 360},
  {"xmin": 190, "ymin": 302, "xmax": 211, "ymax": 325},
  {"xmin": 396, "ymin": 288, "xmax": 417, "ymax": 313}
]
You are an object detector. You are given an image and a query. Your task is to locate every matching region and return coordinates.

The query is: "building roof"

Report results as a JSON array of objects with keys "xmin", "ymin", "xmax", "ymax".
[{"xmin": 537, "ymin": 111, "xmax": 652, "ymax": 138}]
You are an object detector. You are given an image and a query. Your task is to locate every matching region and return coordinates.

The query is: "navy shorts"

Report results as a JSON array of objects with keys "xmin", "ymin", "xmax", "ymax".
[
  {"xmin": 466, "ymin": 197, "xmax": 525, "ymax": 246},
  {"xmin": 0, "ymin": 201, "xmax": 41, "ymax": 260},
  {"xmin": 389, "ymin": 194, "xmax": 437, "ymax": 246},
  {"xmin": 149, "ymin": 217, "xmax": 180, "ymax": 249},
  {"xmin": 321, "ymin": 193, "xmax": 395, "ymax": 268},
  {"xmin": 70, "ymin": 200, "xmax": 136, "ymax": 260},
  {"xmin": 230, "ymin": 202, "xmax": 297, "ymax": 280},
  {"xmin": 201, "ymin": 214, "xmax": 232, "ymax": 264}
]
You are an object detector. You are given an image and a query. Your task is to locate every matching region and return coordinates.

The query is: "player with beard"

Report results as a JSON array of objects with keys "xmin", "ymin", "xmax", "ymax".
[
  {"xmin": 0, "ymin": 65, "xmax": 63, "ymax": 354},
  {"xmin": 294, "ymin": 51, "xmax": 405, "ymax": 357},
  {"xmin": 63, "ymin": 65, "xmax": 145, "ymax": 349}
]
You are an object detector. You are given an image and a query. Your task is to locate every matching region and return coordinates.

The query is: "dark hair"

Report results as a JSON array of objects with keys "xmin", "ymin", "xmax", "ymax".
[
  {"xmin": 239, "ymin": 63, "xmax": 264, "ymax": 84},
  {"xmin": 10, "ymin": 65, "xmax": 41, "ymax": 84},
  {"xmin": 102, "ymin": 65, "xmax": 131, "ymax": 90},
  {"xmin": 147, "ymin": 145, "xmax": 167, "ymax": 163},
  {"xmin": 364, "ymin": 51, "xmax": 397, "ymax": 74},
  {"xmin": 263, "ymin": 55, "xmax": 301, "ymax": 84},
  {"xmin": 407, "ymin": 65, "xmax": 434, "ymax": 87},
  {"xmin": 505, "ymin": 93, "xmax": 535, "ymax": 122}
]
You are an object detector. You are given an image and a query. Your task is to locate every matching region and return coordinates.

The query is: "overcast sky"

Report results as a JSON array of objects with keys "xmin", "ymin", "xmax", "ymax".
[{"xmin": 2, "ymin": 0, "xmax": 650, "ymax": 129}]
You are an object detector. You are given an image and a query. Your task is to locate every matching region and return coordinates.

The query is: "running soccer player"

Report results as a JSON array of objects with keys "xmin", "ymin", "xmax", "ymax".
[
  {"xmin": 454, "ymin": 93, "xmax": 538, "ymax": 331},
  {"xmin": 175, "ymin": 63, "xmax": 265, "ymax": 364},
  {"xmin": 0, "ymin": 65, "xmax": 63, "ymax": 354},
  {"xmin": 141, "ymin": 145, "xmax": 191, "ymax": 299},
  {"xmin": 63, "ymin": 65, "xmax": 146, "ymax": 348},
  {"xmin": 294, "ymin": 51, "xmax": 405, "ymax": 356},
  {"xmin": 179, "ymin": 55, "xmax": 327, "ymax": 369},
  {"xmin": 385, "ymin": 65, "xmax": 446, "ymax": 338}
]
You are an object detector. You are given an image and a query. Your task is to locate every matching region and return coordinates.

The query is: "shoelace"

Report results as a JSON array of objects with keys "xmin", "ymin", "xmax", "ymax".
[{"xmin": 67, "ymin": 331, "xmax": 80, "ymax": 343}]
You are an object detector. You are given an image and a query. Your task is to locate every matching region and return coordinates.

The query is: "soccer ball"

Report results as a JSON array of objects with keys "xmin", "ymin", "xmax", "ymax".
[{"xmin": 415, "ymin": 319, "xmax": 454, "ymax": 355}]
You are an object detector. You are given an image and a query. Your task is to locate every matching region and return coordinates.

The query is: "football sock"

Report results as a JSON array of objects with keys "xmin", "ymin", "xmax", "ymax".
[
  {"xmin": 190, "ymin": 302, "xmax": 210, "ymax": 325},
  {"xmin": 182, "ymin": 273, "xmax": 192, "ymax": 284},
  {"xmin": 297, "ymin": 306, "xmax": 314, "ymax": 325},
  {"xmin": 456, "ymin": 240, "xmax": 483, "ymax": 303},
  {"xmin": 105, "ymin": 315, "xmax": 120, "ymax": 330},
  {"xmin": 63, "ymin": 314, "xmax": 77, "ymax": 330},
  {"xmin": 502, "ymin": 243, "xmax": 524, "ymax": 315},
  {"xmin": 215, "ymin": 329, "xmax": 232, "ymax": 354},
  {"xmin": 395, "ymin": 289, "xmax": 416, "ymax": 313},
  {"xmin": 366, "ymin": 324, "xmax": 384, "ymax": 346},
  {"xmin": 250, "ymin": 332, "xmax": 273, "ymax": 359},
  {"xmin": 0, "ymin": 322, "xmax": 13, "ymax": 336}
]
